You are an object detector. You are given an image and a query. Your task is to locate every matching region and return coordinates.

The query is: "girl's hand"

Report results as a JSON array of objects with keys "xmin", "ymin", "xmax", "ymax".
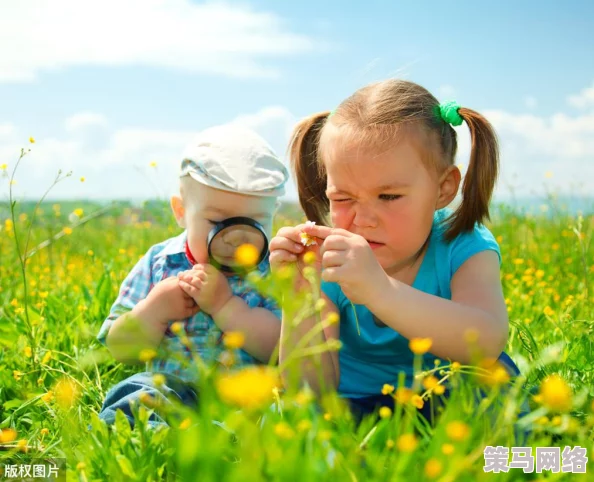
[
  {"xmin": 269, "ymin": 223, "xmax": 322, "ymax": 288},
  {"xmin": 301, "ymin": 223, "xmax": 391, "ymax": 305},
  {"xmin": 177, "ymin": 264, "xmax": 233, "ymax": 316}
]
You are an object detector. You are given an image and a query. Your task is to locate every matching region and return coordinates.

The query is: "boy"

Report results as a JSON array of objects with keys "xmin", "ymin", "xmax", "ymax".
[{"xmin": 97, "ymin": 124, "xmax": 289, "ymax": 427}]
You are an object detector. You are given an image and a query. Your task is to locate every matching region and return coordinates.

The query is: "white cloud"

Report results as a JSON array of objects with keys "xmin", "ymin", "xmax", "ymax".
[
  {"xmin": 0, "ymin": 105, "xmax": 298, "ymax": 202},
  {"xmin": 452, "ymin": 85, "xmax": 594, "ymax": 200},
  {"xmin": 568, "ymin": 81, "xmax": 594, "ymax": 109},
  {"xmin": 0, "ymin": 0, "xmax": 317, "ymax": 83}
]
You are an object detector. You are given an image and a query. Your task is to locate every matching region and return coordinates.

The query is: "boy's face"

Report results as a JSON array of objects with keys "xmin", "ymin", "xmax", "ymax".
[{"xmin": 171, "ymin": 180, "xmax": 278, "ymax": 265}]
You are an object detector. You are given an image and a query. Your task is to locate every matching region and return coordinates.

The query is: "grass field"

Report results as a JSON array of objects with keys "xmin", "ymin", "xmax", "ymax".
[{"xmin": 1, "ymin": 184, "xmax": 594, "ymax": 480}]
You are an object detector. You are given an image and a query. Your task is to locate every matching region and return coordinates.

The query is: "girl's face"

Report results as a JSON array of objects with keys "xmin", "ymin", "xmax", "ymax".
[{"xmin": 322, "ymin": 132, "xmax": 457, "ymax": 277}]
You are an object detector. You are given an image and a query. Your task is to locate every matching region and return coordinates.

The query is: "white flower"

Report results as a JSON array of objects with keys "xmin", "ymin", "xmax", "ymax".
[{"xmin": 300, "ymin": 220, "xmax": 317, "ymax": 247}]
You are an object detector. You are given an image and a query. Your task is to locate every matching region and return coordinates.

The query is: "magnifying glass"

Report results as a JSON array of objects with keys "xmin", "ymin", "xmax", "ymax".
[{"xmin": 206, "ymin": 216, "xmax": 268, "ymax": 273}]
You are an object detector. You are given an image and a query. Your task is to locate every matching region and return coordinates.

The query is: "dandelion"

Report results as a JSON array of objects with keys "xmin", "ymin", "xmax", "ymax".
[
  {"xmin": 381, "ymin": 384, "xmax": 395, "ymax": 395},
  {"xmin": 303, "ymin": 250, "xmax": 317, "ymax": 265},
  {"xmin": 379, "ymin": 406, "xmax": 392, "ymax": 419},
  {"xmin": 424, "ymin": 458, "xmax": 443, "ymax": 478},
  {"xmin": 537, "ymin": 374, "xmax": 572, "ymax": 412},
  {"xmin": 223, "ymin": 331, "xmax": 245, "ymax": 350},
  {"xmin": 17, "ymin": 439, "xmax": 28, "ymax": 452},
  {"xmin": 170, "ymin": 322, "xmax": 184, "ymax": 335},
  {"xmin": 40, "ymin": 428, "xmax": 50, "ymax": 436},
  {"xmin": 63, "ymin": 227, "xmax": 73, "ymax": 235},
  {"xmin": 179, "ymin": 418, "xmax": 192, "ymax": 430},
  {"xmin": 325, "ymin": 312, "xmax": 339, "ymax": 325},
  {"xmin": 274, "ymin": 421, "xmax": 295, "ymax": 440},
  {"xmin": 55, "ymin": 378, "xmax": 79, "ymax": 410},
  {"xmin": 409, "ymin": 337, "xmax": 432, "ymax": 355},
  {"xmin": 396, "ymin": 433, "xmax": 418, "ymax": 452},
  {"xmin": 446, "ymin": 421, "xmax": 470, "ymax": 441},
  {"xmin": 476, "ymin": 358, "xmax": 510, "ymax": 387},
  {"xmin": 74, "ymin": 208, "xmax": 84, "ymax": 217},
  {"xmin": 139, "ymin": 348, "xmax": 157, "ymax": 362},
  {"xmin": 0, "ymin": 428, "xmax": 17, "ymax": 443},
  {"xmin": 13, "ymin": 370, "xmax": 23, "ymax": 381},
  {"xmin": 234, "ymin": 243, "xmax": 259, "ymax": 267},
  {"xmin": 442, "ymin": 443, "xmax": 455, "ymax": 455},
  {"xmin": 216, "ymin": 366, "xmax": 280, "ymax": 410},
  {"xmin": 29, "ymin": 136, "xmax": 35, "ymax": 144},
  {"xmin": 80, "ymin": 177, "xmax": 85, "ymax": 182},
  {"xmin": 24, "ymin": 346, "xmax": 32, "ymax": 358},
  {"xmin": 543, "ymin": 306, "xmax": 555, "ymax": 317},
  {"xmin": 152, "ymin": 374, "xmax": 166, "ymax": 387},
  {"xmin": 300, "ymin": 220, "xmax": 318, "ymax": 247},
  {"xmin": 0, "ymin": 163, "xmax": 7, "ymax": 170}
]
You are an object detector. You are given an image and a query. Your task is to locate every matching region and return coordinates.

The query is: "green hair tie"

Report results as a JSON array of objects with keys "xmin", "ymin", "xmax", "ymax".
[{"xmin": 439, "ymin": 101, "xmax": 463, "ymax": 126}]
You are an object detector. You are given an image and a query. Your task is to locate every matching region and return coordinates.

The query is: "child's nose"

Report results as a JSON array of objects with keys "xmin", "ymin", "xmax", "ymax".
[{"xmin": 222, "ymin": 230, "xmax": 249, "ymax": 247}]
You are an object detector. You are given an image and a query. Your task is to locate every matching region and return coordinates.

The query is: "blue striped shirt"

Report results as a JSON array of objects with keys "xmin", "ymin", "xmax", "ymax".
[{"xmin": 97, "ymin": 230, "xmax": 280, "ymax": 381}]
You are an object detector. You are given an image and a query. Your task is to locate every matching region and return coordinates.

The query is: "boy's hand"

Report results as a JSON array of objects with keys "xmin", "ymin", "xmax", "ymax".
[
  {"xmin": 177, "ymin": 264, "xmax": 233, "ymax": 316},
  {"xmin": 142, "ymin": 276, "xmax": 200, "ymax": 325}
]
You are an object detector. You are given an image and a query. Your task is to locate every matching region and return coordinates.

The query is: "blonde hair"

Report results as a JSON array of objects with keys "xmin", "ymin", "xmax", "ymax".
[{"xmin": 289, "ymin": 79, "xmax": 499, "ymax": 242}]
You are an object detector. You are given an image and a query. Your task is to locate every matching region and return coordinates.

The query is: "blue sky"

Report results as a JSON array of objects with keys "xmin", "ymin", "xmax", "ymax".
[{"xmin": 1, "ymin": 0, "xmax": 593, "ymax": 203}]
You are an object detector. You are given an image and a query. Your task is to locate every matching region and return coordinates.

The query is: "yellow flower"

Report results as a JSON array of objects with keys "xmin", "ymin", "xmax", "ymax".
[
  {"xmin": 24, "ymin": 346, "xmax": 32, "ymax": 358},
  {"xmin": 385, "ymin": 439, "xmax": 395, "ymax": 449},
  {"xmin": 381, "ymin": 384, "xmax": 395, "ymax": 395},
  {"xmin": 538, "ymin": 374, "xmax": 572, "ymax": 412},
  {"xmin": 234, "ymin": 243, "xmax": 260, "ymax": 267},
  {"xmin": 216, "ymin": 366, "xmax": 280, "ymax": 410},
  {"xmin": 424, "ymin": 458, "xmax": 443, "ymax": 478},
  {"xmin": 29, "ymin": 136, "xmax": 35, "ymax": 144},
  {"xmin": 323, "ymin": 412, "xmax": 332, "ymax": 421},
  {"xmin": 76, "ymin": 462, "xmax": 86, "ymax": 471},
  {"xmin": 138, "ymin": 348, "xmax": 157, "ymax": 362},
  {"xmin": 0, "ymin": 163, "xmax": 7, "ymax": 170},
  {"xmin": 297, "ymin": 419, "xmax": 312, "ymax": 432},
  {"xmin": 223, "ymin": 331, "xmax": 245, "ymax": 350},
  {"xmin": 152, "ymin": 374, "xmax": 166, "ymax": 387},
  {"xmin": 63, "ymin": 227, "xmax": 73, "ymax": 235},
  {"xmin": 411, "ymin": 395, "xmax": 424, "ymax": 409},
  {"xmin": 441, "ymin": 443, "xmax": 455, "ymax": 455},
  {"xmin": 409, "ymin": 337, "xmax": 432, "ymax": 355},
  {"xmin": 394, "ymin": 387, "xmax": 413, "ymax": 404},
  {"xmin": 170, "ymin": 321, "xmax": 184, "ymax": 335},
  {"xmin": 422, "ymin": 375, "xmax": 439, "ymax": 391},
  {"xmin": 40, "ymin": 428, "xmax": 50, "ymax": 436},
  {"xmin": 303, "ymin": 251, "xmax": 317, "ymax": 264},
  {"xmin": 446, "ymin": 421, "xmax": 470, "ymax": 441},
  {"xmin": 274, "ymin": 422, "xmax": 295, "ymax": 440},
  {"xmin": 325, "ymin": 312, "xmax": 340, "ymax": 325},
  {"xmin": 543, "ymin": 306, "xmax": 555, "ymax": 317},
  {"xmin": 41, "ymin": 390, "xmax": 54, "ymax": 403},
  {"xmin": 54, "ymin": 378, "xmax": 79, "ymax": 410},
  {"xmin": 379, "ymin": 406, "xmax": 392, "ymax": 419},
  {"xmin": 149, "ymin": 161, "xmax": 157, "ymax": 168},
  {"xmin": 0, "ymin": 428, "xmax": 17, "ymax": 443},
  {"xmin": 476, "ymin": 358, "xmax": 510, "ymax": 387},
  {"xmin": 433, "ymin": 385, "xmax": 446, "ymax": 395},
  {"xmin": 396, "ymin": 433, "xmax": 418, "ymax": 452},
  {"xmin": 42, "ymin": 350, "xmax": 52, "ymax": 365},
  {"xmin": 179, "ymin": 418, "xmax": 192, "ymax": 430},
  {"xmin": 17, "ymin": 439, "xmax": 28, "ymax": 452},
  {"xmin": 295, "ymin": 389, "xmax": 314, "ymax": 406},
  {"xmin": 73, "ymin": 208, "xmax": 84, "ymax": 217},
  {"xmin": 5, "ymin": 219, "xmax": 14, "ymax": 231},
  {"xmin": 80, "ymin": 176, "xmax": 85, "ymax": 182},
  {"xmin": 13, "ymin": 370, "xmax": 23, "ymax": 381}
]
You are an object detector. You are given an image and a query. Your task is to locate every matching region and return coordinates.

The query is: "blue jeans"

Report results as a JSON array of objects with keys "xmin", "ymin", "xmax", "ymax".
[
  {"xmin": 345, "ymin": 352, "xmax": 531, "ymax": 442},
  {"xmin": 98, "ymin": 372, "xmax": 198, "ymax": 428}
]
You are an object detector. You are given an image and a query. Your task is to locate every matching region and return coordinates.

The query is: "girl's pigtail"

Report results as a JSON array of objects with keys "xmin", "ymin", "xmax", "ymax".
[
  {"xmin": 445, "ymin": 108, "xmax": 499, "ymax": 242},
  {"xmin": 288, "ymin": 112, "xmax": 331, "ymax": 225}
]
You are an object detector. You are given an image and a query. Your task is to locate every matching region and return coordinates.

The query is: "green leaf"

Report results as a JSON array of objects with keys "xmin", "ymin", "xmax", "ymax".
[{"xmin": 116, "ymin": 454, "xmax": 137, "ymax": 480}]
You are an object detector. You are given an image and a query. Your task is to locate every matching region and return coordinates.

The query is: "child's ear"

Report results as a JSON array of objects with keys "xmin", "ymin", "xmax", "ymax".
[
  {"xmin": 436, "ymin": 165, "xmax": 461, "ymax": 209},
  {"xmin": 170, "ymin": 195, "xmax": 186, "ymax": 228}
]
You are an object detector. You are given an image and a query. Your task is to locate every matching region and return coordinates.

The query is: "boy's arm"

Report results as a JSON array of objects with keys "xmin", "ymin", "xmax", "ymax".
[{"xmin": 211, "ymin": 296, "xmax": 281, "ymax": 363}]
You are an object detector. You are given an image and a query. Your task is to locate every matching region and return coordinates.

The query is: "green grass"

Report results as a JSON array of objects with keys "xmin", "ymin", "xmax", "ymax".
[{"xmin": 1, "ymin": 197, "xmax": 593, "ymax": 481}]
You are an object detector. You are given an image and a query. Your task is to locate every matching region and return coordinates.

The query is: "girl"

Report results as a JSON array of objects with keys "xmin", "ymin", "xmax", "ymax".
[{"xmin": 270, "ymin": 79, "xmax": 524, "ymax": 423}]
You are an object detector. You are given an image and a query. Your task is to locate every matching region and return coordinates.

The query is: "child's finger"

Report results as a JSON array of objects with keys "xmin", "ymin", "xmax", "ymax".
[
  {"xmin": 274, "ymin": 225, "xmax": 307, "ymax": 244},
  {"xmin": 179, "ymin": 280, "xmax": 200, "ymax": 298},
  {"xmin": 270, "ymin": 236, "xmax": 305, "ymax": 254},
  {"xmin": 269, "ymin": 250, "xmax": 298, "ymax": 266}
]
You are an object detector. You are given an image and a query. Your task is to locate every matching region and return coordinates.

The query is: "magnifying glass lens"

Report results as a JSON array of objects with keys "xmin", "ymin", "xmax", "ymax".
[{"xmin": 209, "ymin": 224, "xmax": 266, "ymax": 270}]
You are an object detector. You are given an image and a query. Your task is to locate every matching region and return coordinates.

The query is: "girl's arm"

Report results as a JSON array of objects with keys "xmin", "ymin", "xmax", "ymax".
[
  {"xmin": 279, "ymin": 291, "xmax": 341, "ymax": 395},
  {"xmin": 369, "ymin": 250, "xmax": 508, "ymax": 363}
]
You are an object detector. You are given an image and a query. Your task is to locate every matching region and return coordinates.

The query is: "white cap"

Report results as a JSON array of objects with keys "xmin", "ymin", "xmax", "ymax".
[{"xmin": 180, "ymin": 124, "xmax": 289, "ymax": 197}]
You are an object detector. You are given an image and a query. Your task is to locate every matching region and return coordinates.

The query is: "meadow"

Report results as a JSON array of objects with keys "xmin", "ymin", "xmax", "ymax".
[{"xmin": 1, "ymin": 159, "xmax": 594, "ymax": 480}]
